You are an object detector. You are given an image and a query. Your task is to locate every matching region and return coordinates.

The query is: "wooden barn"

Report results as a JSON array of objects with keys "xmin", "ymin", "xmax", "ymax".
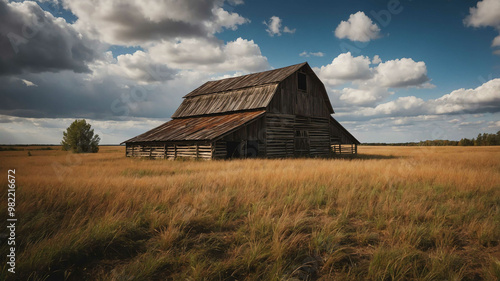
[{"xmin": 122, "ymin": 62, "xmax": 359, "ymax": 159}]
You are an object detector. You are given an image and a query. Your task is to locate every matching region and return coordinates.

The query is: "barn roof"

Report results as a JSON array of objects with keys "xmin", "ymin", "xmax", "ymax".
[
  {"xmin": 330, "ymin": 116, "xmax": 360, "ymax": 145},
  {"xmin": 184, "ymin": 62, "xmax": 307, "ymax": 98},
  {"xmin": 172, "ymin": 83, "xmax": 278, "ymax": 118},
  {"xmin": 173, "ymin": 62, "xmax": 334, "ymax": 118},
  {"xmin": 122, "ymin": 110, "xmax": 265, "ymax": 143}
]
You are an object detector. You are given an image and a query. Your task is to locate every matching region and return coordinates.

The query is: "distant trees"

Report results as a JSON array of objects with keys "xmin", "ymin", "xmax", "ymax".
[
  {"xmin": 458, "ymin": 138, "xmax": 474, "ymax": 146},
  {"xmin": 361, "ymin": 131, "xmax": 500, "ymax": 146},
  {"xmin": 418, "ymin": 140, "xmax": 459, "ymax": 146},
  {"xmin": 61, "ymin": 119, "xmax": 100, "ymax": 153},
  {"xmin": 459, "ymin": 131, "xmax": 500, "ymax": 146}
]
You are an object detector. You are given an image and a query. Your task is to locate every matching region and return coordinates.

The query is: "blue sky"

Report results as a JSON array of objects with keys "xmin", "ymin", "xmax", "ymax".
[{"xmin": 1, "ymin": 0, "xmax": 499, "ymax": 144}]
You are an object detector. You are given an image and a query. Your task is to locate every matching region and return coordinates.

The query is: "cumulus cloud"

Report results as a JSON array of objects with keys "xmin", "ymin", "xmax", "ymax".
[
  {"xmin": 107, "ymin": 51, "xmax": 177, "ymax": 84},
  {"xmin": 464, "ymin": 0, "xmax": 500, "ymax": 54},
  {"xmin": 338, "ymin": 78, "xmax": 500, "ymax": 119},
  {"xmin": 432, "ymin": 78, "xmax": 500, "ymax": 114},
  {"xmin": 147, "ymin": 37, "xmax": 269, "ymax": 73},
  {"xmin": 316, "ymin": 52, "xmax": 431, "ymax": 89},
  {"xmin": 334, "ymin": 11, "xmax": 381, "ymax": 42},
  {"xmin": 315, "ymin": 52, "xmax": 431, "ymax": 107},
  {"xmin": 315, "ymin": 52, "xmax": 373, "ymax": 86},
  {"xmin": 62, "ymin": 0, "xmax": 249, "ymax": 45},
  {"xmin": 464, "ymin": 0, "xmax": 500, "ymax": 28},
  {"xmin": 0, "ymin": 1, "xmax": 101, "ymax": 75},
  {"xmin": 263, "ymin": 16, "xmax": 295, "ymax": 36},
  {"xmin": 205, "ymin": 7, "xmax": 250, "ymax": 34},
  {"xmin": 338, "ymin": 87, "xmax": 393, "ymax": 107},
  {"xmin": 373, "ymin": 58, "xmax": 430, "ymax": 88}
]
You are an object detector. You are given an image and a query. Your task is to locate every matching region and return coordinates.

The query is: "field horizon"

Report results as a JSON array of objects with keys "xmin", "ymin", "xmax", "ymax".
[{"xmin": 1, "ymin": 146, "xmax": 499, "ymax": 280}]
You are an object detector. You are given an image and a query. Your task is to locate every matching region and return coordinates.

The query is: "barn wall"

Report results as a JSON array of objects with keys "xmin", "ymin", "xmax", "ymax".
[
  {"xmin": 267, "ymin": 66, "xmax": 331, "ymax": 118},
  {"xmin": 306, "ymin": 116, "xmax": 330, "ymax": 157},
  {"xmin": 219, "ymin": 116, "xmax": 266, "ymax": 157},
  {"xmin": 165, "ymin": 143, "xmax": 212, "ymax": 160},
  {"xmin": 126, "ymin": 142, "xmax": 213, "ymax": 160},
  {"xmin": 265, "ymin": 113, "xmax": 330, "ymax": 158},
  {"xmin": 266, "ymin": 113, "xmax": 294, "ymax": 158},
  {"xmin": 329, "ymin": 119, "xmax": 358, "ymax": 155},
  {"xmin": 126, "ymin": 143, "xmax": 166, "ymax": 158},
  {"xmin": 329, "ymin": 120, "xmax": 356, "ymax": 145},
  {"xmin": 212, "ymin": 141, "xmax": 227, "ymax": 159}
]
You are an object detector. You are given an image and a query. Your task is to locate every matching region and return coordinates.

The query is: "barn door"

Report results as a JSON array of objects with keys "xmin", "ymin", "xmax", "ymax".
[{"xmin": 294, "ymin": 130, "xmax": 309, "ymax": 156}]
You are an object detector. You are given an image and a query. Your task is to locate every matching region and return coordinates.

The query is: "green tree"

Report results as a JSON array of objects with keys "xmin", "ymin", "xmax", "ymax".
[{"xmin": 61, "ymin": 119, "xmax": 100, "ymax": 153}]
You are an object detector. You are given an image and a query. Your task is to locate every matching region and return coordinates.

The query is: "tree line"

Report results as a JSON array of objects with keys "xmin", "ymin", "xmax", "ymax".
[
  {"xmin": 457, "ymin": 131, "xmax": 500, "ymax": 146},
  {"xmin": 362, "ymin": 131, "xmax": 500, "ymax": 146}
]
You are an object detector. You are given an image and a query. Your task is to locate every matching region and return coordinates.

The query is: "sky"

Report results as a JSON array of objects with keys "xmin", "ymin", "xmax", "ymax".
[{"xmin": 1, "ymin": 0, "xmax": 500, "ymax": 144}]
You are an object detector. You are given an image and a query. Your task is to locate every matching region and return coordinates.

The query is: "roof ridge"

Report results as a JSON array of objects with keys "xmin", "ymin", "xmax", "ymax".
[
  {"xmin": 207, "ymin": 62, "xmax": 307, "ymax": 84},
  {"xmin": 183, "ymin": 62, "xmax": 308, "ymax": 98}
]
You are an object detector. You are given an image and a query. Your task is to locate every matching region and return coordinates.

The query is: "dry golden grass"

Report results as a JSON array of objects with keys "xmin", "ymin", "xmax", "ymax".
[{"xmin": 1, "ymin": 146, "xmax": 499, "ymax": 280}]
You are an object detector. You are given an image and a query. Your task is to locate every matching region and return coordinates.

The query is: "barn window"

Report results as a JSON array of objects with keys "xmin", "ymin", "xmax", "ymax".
[{"xmin": 298, "ymin": 72, "xmax": 307, "ymax": 91}]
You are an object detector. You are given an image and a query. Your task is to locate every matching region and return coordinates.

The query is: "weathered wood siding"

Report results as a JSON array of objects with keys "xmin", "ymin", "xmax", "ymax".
[
  {"xmin": 329, "ymin": 120, "xmax": 356, "ymax": 145},
  {"xmin": 267, "ymin": 66, "xmax": 331, "ymax": 118},
  {"xmin": 212, "ymin": 141, "xmax": 227, "ymax": 159},
  {"xmin": 165, "ymin": 143, "xmax": 212, "ymax": 160},
  {"xmin": 126, "ymin": 143, "xmax": 166, "ymax": 158},
  {"xmin": 265, "ymin": 113, "xmax": 330, "ymax": 158},
  {"xmin": 307, "ymin": 116, "xmax": 330, "ymax": 156},
  {"xmin": 219, "ymin": 115, "xmax": 266, "ymax": 157},
  {"xmin": 266, "ymin": 114, "xmax": 294, "ymax": 158},
  {"xmin": 126, "ymin": 142, "xmax": 212, "ymax": 160}
]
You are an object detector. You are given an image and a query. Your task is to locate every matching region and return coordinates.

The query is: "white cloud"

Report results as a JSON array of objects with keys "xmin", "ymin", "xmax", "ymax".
[
  {"xmin": 334, "ymin": 11, "xmax": 381, "ymax": 42},
  {"xmin": 147, "ymin": 37, "xmax": 269, "ymax": 73},
  {"xmin": 432, "ymin": 78, "xmax": 500, "ymax": 114},
  {"xmin": 299, "ymin": 51, "xmax": 324, "ymax": 57},
  {"xmin": 20, "ymin": 79, "xmax": 37, "ymax": 87},
  {"xmin": 63, "ymin": 0, "xmax": 249, "ymax": 45},
  {"xmin": 464, "ymin": 0, "xmax": 500, "ymax": 28},
  {"xmin": 488, "ymin": 120, "xmax": 500, "ymax": 128},
  {"xmin": 264, "ymin": 16, "xmax": 281, "ymax": 36},
  {"xmin": 315, "ymin": 52, "xmax": 373, "ymax": 86},
  {"xmin": 206, "ymin": 7, "xmax": 250, "ymax": 33},
  {"xmin": 315, "ymin": 53, "xmax": 432, "ymax": 107},
  {"xmin": 317, "ymin": 54, "xmax": 430, "ymax": 88},
  {"xmin": 0, "ymin": 115, "xmax": 166, "ymax": 144},
  {"xmin": 263, "ymin": 16, "xmax": 295, "ymax": 36},
  {"xmin": 107, "ymin": 51, "xmax": 177, "ymax": 84},
  {"xmin": 464, "ymin": 0, "xmax": 500, "ymax": 55},
  {"xmin": 372, "ymin": 58, "xmax": 430, "ymax": 88},
  {"xmin": 283, "ymin": 26, "xmax": 296, "ymax": 34},
  {"xmin": 492, "ymin": 35, "xmax": 500, "ymax": 47},
  {"xmin": 337, "ymin": 78, "xmax": 500, "ymax": 119},
  {"xmin": 338, "ymin": 87, "xmax": 393, "ymax": 106}
]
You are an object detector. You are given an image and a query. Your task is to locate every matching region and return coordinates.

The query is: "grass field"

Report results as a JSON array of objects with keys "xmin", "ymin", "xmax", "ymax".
[{"xmin": 1, "ymin": 146, "xmax": 499, "ymax": 280}]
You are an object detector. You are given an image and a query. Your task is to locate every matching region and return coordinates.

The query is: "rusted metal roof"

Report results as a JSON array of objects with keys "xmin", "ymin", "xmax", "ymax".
[
  {"xmin": 184, "ymin": 62, "xmax": 307, "ymax": 98},
  {"xmin": 123, "ymin": 110, "xmax": 265, "ymax": 143},
  {"xmin": 172, "ymin": 83, "xmax": 278, "ymax": 118}
]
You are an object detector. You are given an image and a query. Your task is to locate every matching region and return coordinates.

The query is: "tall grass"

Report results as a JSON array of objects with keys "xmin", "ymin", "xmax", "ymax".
[{"xmin": 1, "ymin": 146, "xmax": 499, "ymax": 280}]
